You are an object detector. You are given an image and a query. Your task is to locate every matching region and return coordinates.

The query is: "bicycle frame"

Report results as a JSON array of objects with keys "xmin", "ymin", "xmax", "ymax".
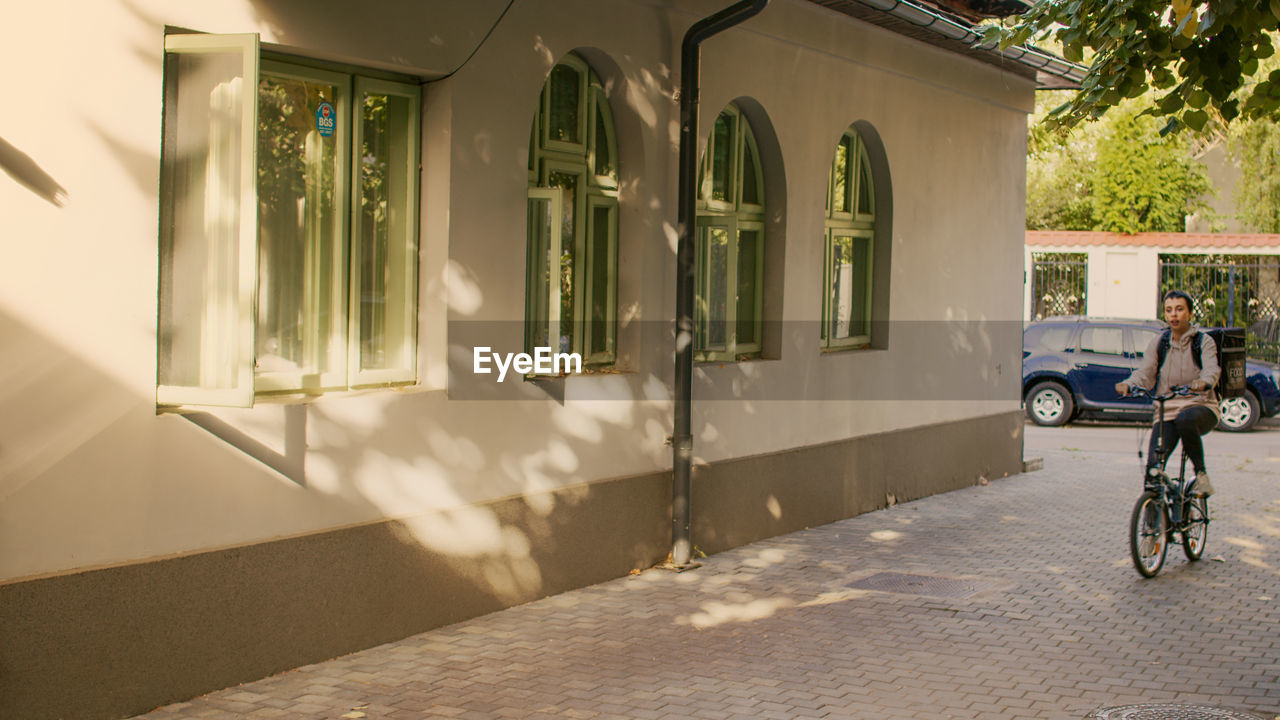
[
  {"xmin": 1146, "ymin": 392, "xmax": 1191, "ymax": 528},
  {"xmin": 1127, "ymin": 384, "xmax": 1209, "ymax": 577}
]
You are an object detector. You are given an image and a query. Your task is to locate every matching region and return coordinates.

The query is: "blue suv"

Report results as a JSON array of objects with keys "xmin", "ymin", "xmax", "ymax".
[{"xmin": 1023, "ymin": 316, "xmax": 1280, "ymax": 431}]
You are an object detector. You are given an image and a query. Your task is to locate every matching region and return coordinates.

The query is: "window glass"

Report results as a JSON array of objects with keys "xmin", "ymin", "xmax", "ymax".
[
  {"xmin": 736, "ymin": 229, "xmax": 760, "ymax": 347},
  {"xmin": 857, "ymin": 153, "xmax": 874, "ymax": 216},
  {"xmin": 1026, "ymin": 325, "xmax": 1073, "ymax": 352},
  {"xmin": 704, "ymin": 226, "xmax": 730, "ymax": 350},
  {"xmin": 710, "ymin": 112, "xmax": 732, "ymax": 203},
  {"xmin": 159, "ymin": 48, "xmax": 253, "ymax": 395},
  {"xmin": 357, "ymin": 89, "xmax": 414, "ymax": 372},
  {"xmin": 1080, "ymin": 327, "xmax": 1124, "ymax": 355},
  {"xmin": 528, "ymin": 121, "xmax": 537, "ymax": 175},
  {"xmin": 547, "ymin": 171, "xmax": 579, "ymax": 353},
  {"xmin": 255, "ymin": 73, "xmax": 344, "ymax": 378},
  {"xmin": 848, "ymin": 236, "xmax": 870, "ymax": 339},
  {"xmin": 589, "ymin": 204, "xmax": 613, "ymax": 357},
  {"xmin": 740, "ymin": 138, "xmax": 760, "ymax": 206},
  {"xmin": 1132, "ymin": 328, "xmax": 1161, "ymax": 357},
  {"xmin": 548, "ymin": 64, "xmax": 581, "ymax": 144},
  {"xmin": 832, "ymin": 136, "xmax": 850, "ymax": 214},
  {"xmin": 593, "ymin": 95, "xmax": 614, "ymax": 179},
  {"xmin": 526, "ymin": 195, "xmax": 555, "ymax": 351},
  {"xmin": 828, "ymin": 233, "xmax": 869, "ymax": 342}
]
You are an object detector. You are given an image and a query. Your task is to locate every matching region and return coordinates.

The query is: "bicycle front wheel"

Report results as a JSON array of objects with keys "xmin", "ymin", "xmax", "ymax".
[
  {"xmin": 1130, "ymin": 491, "xmax": 1169, "ymax": 578},
  {"xmin": 1182, "ymin": 496, "xmax": 1209, "ymax": 561}
]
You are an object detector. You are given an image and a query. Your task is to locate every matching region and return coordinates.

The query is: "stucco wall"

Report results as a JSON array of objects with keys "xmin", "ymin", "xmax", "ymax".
[
  {"xmin": 1024, "ymin": 238, "xmax": 1280, "ymax": 320},
  {"xmin": 1, "ymin": 0, "xmax": 1031, "ymax": 585}
]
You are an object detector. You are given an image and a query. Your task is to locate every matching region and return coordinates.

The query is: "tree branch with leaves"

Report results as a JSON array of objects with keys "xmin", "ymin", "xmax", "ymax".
[{"xmin": 995, "ymin": 1, "xmax": 1280, "ymax": 133}]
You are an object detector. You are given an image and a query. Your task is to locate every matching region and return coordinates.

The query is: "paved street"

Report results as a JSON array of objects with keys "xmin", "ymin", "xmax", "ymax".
[{"xmin": 132, "ymin": 422, "xmax": 1280, "ymax": 720}]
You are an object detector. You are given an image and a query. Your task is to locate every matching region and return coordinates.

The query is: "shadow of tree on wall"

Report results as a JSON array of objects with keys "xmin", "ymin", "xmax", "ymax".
[
  {"xmin": 0, "ymin": 136, "xmax": 68, "ymax": 207},
  {"xmin": 0, "ymin": 305, "xmax": 675, "ymax": 720}
]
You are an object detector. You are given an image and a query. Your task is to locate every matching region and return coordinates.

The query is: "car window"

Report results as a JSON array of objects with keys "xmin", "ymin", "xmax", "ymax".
[
  {"xmin": 1080, "ymin": 326, "xmax": 1124, "ymax": 355},
  {"xmin": 1025, "ymin": 325, "xmax": 1073, "ymax": 351},
  {"xmin": 1132, "ymin": 328, "xmax": 1161, "ymax": 357}
]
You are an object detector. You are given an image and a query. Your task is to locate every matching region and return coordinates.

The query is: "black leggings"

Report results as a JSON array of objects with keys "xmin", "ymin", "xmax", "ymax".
[{"xmin": 1147, "ymin": 405, "xmax": 1217, "ymax": 473}]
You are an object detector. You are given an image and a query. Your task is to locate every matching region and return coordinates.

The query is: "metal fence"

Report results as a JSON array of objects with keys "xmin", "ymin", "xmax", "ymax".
[
  {"xmin": 1159, "ymin": 255, "xmax": 1280, "ymax": 363},
  {"xmin": 1029, "ymin": 252, "xmax": 1088, "ymax": 320}
]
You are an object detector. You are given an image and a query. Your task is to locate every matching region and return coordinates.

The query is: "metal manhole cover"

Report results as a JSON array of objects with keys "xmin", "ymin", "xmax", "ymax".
[
  {"xmin": 1088, "ymin": 705, "xmax": 1268, "ymax": 719},
  {"xmin": 846, "ymin": 571, "xmax": 993, "ymax": 599}
]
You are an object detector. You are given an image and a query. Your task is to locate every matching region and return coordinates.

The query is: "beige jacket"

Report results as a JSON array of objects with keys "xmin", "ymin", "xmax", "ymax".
[{"xmin": 1125, "ymin": 327, "xmax": 1221, "ymax": 423}]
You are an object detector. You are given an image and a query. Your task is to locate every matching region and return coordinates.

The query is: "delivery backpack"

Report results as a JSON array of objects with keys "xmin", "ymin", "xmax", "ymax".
[{"xmin": 1155, "ymin": 327, "xmax": 1247, "ymax": 399}]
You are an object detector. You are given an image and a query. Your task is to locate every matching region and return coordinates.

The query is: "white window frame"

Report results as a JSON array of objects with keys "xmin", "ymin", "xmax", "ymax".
[
  {"xmin": 252, "ymin": 61, "xmax": 352, "ymax": 394},
  {"xmin": 735, "ymin": 219, "xmax": 765, "ymax": 356},
  {"xmin": 157, "ymin": 33, "xmax": 261, "ymax": 408},
  {"xmin": 157, "ymin": 33, "xmax": 421, "ymax": 408},
  {"xmin": 695, "ymin": 103, "xmax": 765, "ymax": 362},
  {"xmin": 541, "ymin": 57, "xmax": 589, "ymax": 156},
  {"xmin": 525, "ymin": 187, "xmax": 564, "ymax": 354},
  {"xmin": 526, "ymin": 53, "xmax": 619, "ymax": 370},
  {"xmin": 695, "ymin": 215, "xmax": 736, "ymax": 357},
  {"xmin": 822, "ymin": 128, "xmax": 876, "ymax": 352},
  {"xmin": 822, "ymin": 228, "xmax": 874, "ymax": 349},
  {"xmin": 348, "ymin": 76, "xmax": 422, "ymax": 387},
  {"xmin": 582, "ymin": 195, "xmax": 618, "ymax": 364}
]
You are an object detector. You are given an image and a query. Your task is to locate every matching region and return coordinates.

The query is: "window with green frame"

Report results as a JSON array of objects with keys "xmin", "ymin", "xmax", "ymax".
[
  {"xmin": 822, "ymin": 127, "xmax": 875, "ymax": 350},
  {"xmin": 696, "ymin": 103, "xmax": 765, "ymax": 362},
  {"xmin": 526, "ymin": 53, "xmax": 618, "ymax": 368},
  {"xmin": 157, "ymin": 34, "xmax": 421, "ymax": 407}
]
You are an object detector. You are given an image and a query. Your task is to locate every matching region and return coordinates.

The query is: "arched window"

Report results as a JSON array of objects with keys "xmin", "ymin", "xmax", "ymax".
[
  {"xmin": 526, "ymin": 53, "xmax": 618, "ymax": 367},
  {"xmin": 822, "ymin": 127, "xmax": 875, "ymax": 350},
  {"xmin": 696, "ymin": 103, "xmax": 765, "ymax": 361}
]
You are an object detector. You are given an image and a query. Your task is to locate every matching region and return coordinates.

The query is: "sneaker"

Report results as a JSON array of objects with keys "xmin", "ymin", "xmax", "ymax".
[{"xmin": 1191, "ymin": 470, "xmax": 1215, "ymax": 497}]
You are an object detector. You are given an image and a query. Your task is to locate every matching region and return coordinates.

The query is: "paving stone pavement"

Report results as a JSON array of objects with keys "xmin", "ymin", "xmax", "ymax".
[{"xmin": 131, "ymin": 427, "xmax": 1280, "ymax": 720}]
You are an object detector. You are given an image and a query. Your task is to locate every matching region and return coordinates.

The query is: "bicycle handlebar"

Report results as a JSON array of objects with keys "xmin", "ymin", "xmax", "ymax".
[{"xmin": 1124, "ymin": 385, "xmax": 1194, "ymax": 400}]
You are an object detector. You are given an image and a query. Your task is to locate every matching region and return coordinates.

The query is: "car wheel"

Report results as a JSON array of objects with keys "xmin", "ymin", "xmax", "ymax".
[
  {"xmin": 1026, "ymin": 381, "xmax": 1074, "ymax": 426},
  {"xmin": 1218, "ymin": 389, "xmax": 1260, "ymax": 432}
]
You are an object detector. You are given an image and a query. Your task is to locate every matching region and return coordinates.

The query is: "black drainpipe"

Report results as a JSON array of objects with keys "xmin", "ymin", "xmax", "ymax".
[{"xmin": 672, "ymin": 0, "xmax": 769, "ymax": 568}]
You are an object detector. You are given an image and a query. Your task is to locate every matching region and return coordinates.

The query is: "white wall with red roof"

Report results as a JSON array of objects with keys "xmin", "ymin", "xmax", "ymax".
[{"xmin": 1025, "ymin": 231, "xmax": 1280, "ymax": 320}]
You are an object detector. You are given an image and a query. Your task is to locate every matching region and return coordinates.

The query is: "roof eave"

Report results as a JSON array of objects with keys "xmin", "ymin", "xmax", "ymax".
[{"xmin": 805, "ymin": 0, "xmax": 1086, "ymax": 90}]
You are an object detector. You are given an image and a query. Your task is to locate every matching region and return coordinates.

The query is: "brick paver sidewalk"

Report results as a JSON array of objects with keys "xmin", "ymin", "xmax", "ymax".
[{"xmin": 132, "ymin": 429, "xmax": 1280, "ymax": 720}]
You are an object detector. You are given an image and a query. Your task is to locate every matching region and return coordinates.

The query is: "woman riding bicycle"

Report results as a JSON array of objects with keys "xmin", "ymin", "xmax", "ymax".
[{"xmin": 1115, "ymin": 290, "xmax": 1221, "ymax": 498}]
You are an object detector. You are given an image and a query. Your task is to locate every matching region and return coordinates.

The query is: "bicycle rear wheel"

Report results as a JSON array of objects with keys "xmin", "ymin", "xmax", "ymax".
[
  {"xmin": 1130, "ymin": 491, "xmax": 1168, "ymax": 578},
  {"xmin": 1182, "ymin": 496, "xmax": 1209, "ymax": 561}
]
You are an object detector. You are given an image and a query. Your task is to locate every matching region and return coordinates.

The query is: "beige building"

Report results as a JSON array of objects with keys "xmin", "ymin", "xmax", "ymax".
[{"xmin": 1, "ymin": 1, "xmax": 1070, "ymax": 717}]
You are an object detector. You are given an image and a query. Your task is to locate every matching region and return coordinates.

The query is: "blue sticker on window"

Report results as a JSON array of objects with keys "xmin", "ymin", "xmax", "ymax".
[{"xmin": 315, "ymin": 102, "xmax": 336, "ymax": 137}]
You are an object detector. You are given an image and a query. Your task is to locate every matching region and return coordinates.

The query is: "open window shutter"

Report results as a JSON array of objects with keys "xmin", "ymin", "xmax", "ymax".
[
  {"xmin": 156, "ymin": 33, "xmax": 259, "ymax": 407},
  {"xmin": 525, "ymin": 188, "xmax": 563, "ymax": 354}
]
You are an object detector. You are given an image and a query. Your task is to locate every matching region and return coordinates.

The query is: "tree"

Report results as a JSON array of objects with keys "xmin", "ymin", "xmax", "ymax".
[
  {"xmin": 1090, "ymin": 102, "xmax": 1213, "ymax": 232},
  {"xmin": 1026, "ymin": 92, "xmax": 1213, "ymax": 232},
  {"xmin": 1227, "ymin": 118, "xmax": 1280, "ymax": 231},
  {"xmin": 1027, "ymin": 89, "xmax": 1101, "ymax": 230},
  {"xmin": 995, "ymin": 1, "xmax": 1280, "ymax": 133}
]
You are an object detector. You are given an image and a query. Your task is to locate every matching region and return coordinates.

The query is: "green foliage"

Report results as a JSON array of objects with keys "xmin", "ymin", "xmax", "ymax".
[
  {"xmin": 1027, "ymin": 94, "xmax": 1213, "ymax": 232},
  {"xmin": 1002, "ymin": 1, "xmax": 1280, "ymax": 132},
  {"xmin": 361, "ymin": 94, "xmax": 390, "ymax": 228},
  {"xmin": 1026, "ymin": 147, "xmax": 1095, "ymax": 230},
  {"xmin": 1227, "ymin": 118, "xmax": 1280, "ymax": 231},
  {"xmin": 1225, "ymin": 46, "xmax": 1280, "ymax": 233},
  {"xmin": 258, "ymin": 78, "xmax": 327, "ymax": 211},
  {"xmin": 1027, "ymin": 90, "xmax": 1100, "ymax": 230},
  {"xmin": 1090, "ymin": 104, "xmax": 1213, "ymax": 233}
]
